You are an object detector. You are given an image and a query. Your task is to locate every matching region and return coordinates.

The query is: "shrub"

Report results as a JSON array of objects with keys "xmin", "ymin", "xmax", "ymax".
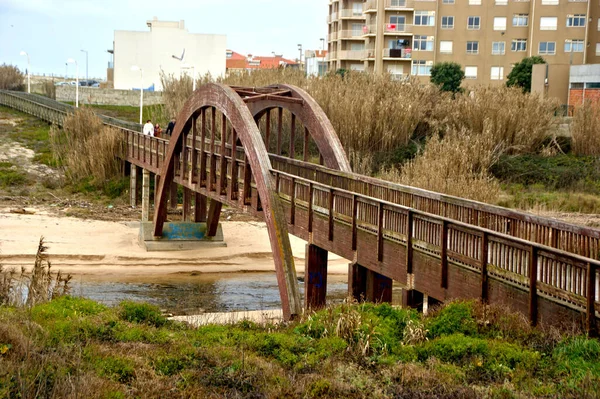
[
  {"xmin": 118, "ymin": 301, "xmax": 166, "ymax": 327},
  {"xmin": 426, "ymin": 301, "xmax": 478, "ymax": 338},
  {"xmin": 0, "ymin": 64, "xmax": 24, "ymax": 91},
  {"xmin": 571, "ymin": 103, "xmax": 600, "ymax": 156},
  {"xmin": 41, "ymin": 80, "xmax": 56, "ymax": 100},
  {"xmin": 506, "ymin": 56, "xmax": 546, "ymax": 92}
]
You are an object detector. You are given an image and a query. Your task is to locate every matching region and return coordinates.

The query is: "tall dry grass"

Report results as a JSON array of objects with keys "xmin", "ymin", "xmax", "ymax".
[
  {"xmin": 571, "ymin": 103, "xmax": 600, "ymax": 156},
  {"xmin": 50, "ymin": 107, "xmax": 124, "ymax": 185},
  {"xmin": 429, "ymin": 86, "xmax": 558, "ymax": 154},
  {"xmin": 383, "ymin": 127, "xmax": 502, "ymax": 203}
]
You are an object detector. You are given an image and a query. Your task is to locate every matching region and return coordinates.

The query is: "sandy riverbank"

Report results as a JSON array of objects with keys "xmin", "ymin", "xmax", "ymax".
[{"xmin": 0, "ymin": 207, "xmax": 350, "ymax": 280}]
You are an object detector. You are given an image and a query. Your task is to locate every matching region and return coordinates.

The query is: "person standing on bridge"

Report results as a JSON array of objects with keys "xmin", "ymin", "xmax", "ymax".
[
  {"xmin": 165, "ymin": 117, "xmax": 176, "ymax": 136},
  {"xmin": 143, "ymin": 119, "xmax": 154, "ymax": 136}
]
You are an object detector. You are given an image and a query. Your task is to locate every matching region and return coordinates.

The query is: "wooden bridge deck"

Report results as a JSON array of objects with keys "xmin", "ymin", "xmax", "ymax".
[{"xmin": 1, "ymin": 89, "xmax": 599, "ymax": 334}]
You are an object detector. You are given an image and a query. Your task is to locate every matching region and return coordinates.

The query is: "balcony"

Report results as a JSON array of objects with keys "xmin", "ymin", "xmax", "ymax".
[
  {"xmin": 362, "ymin": 24, "xmax": 377, "ymax": 36},
  {"xmin": 383, "ymin": 48, "xmax": 412, "ymax": 59},
  {"xmin": 328, "ymin": 32, "xmax": 338, "ymax": 41},
  {"xmin": 339, "ymin": 50, "xmax": 366, "ymax": 60},
  {"xmin": 384, "ymin": 23, "xmax": 413, "ymax": 34},
  {"xmin": 385, "ymin": 0, "xmax": 414, "ymax": 10},
  {"xmin": 339, "ymin": 29, "xmax": 366, "ymax": 39},
  {"xmin": 326, "ymin": 52, "xmax": 338, "ymax": 61},
  {"xmin": 339, "ymin": 9, "xmax": 365, "ymax": 19},
  {"xmin": 364, "ymin": 0, "xmax": 377, "ymax": 13},
  {"xmin": 327, "ymin": 12, "xmax": 338, "ymax": 23}
]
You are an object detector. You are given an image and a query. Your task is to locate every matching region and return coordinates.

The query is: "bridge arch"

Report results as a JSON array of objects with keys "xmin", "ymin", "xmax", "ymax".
[{"xmin": 153, "ymin": 83, "xmax": 306, "ymax": 319}]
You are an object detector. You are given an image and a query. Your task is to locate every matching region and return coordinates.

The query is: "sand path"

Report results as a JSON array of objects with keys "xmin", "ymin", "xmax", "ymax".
[{"xmin": 0, "ymin": 207, "xmax": 350, "ymax": 281}]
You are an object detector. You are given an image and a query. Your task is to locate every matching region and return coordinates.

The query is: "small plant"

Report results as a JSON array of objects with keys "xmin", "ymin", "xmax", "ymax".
[
  {"xmin": 571, "ymin": 103, "xmax": 600, "ymax": 156},
  {"xmin": 119, "ymin": 301, "xmax": 167, "ymax": 327},
  {"xmin": 506, "ymin": 56, "xmax": 546, "ymax": 92},
  {"xmin": 25, "ymin": 237, "xmax": 71, "ymax": 307},
  {"xmin": 0, "ymin": 64, "xmax": 24, "ymax": 91},
  {"xmin": 430, "ymin": 62, "xmax": 465, "ymax": 93}
]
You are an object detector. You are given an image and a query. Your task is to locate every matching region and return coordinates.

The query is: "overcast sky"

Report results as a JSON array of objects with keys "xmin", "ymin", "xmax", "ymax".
[{"xmin": 0, "ymin": 0, "xmax": 328, "ymax": 79}]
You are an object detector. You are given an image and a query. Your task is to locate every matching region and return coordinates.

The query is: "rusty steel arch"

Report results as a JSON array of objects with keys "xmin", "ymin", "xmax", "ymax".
[
  {"xmin": 153, "ymin": 83, "xmax": 304, "ymax": 320},
  {"xmin": 235, "ymin": 84, "xmax": 351, "ymax": 172}
]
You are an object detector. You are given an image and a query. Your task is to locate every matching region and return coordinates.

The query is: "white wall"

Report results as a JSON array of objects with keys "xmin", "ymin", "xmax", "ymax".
[{"xmin": 114, "ymin": 22, "xmax": 226, "ymax": 91}]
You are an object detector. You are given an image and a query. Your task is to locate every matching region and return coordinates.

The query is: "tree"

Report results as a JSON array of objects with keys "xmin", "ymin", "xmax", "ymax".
[
  {"xmin": 506, "ymin": 56, "xmax": 546, "ymax": 92},
  {"xmin": 430, "ymin": 62, "xmax": 465, "ymax": 93}
]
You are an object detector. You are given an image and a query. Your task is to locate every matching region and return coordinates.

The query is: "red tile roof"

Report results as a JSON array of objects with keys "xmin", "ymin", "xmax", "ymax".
[{"xmin": 226, "ymin": 50, "xmax": 298, "ymax": 70}]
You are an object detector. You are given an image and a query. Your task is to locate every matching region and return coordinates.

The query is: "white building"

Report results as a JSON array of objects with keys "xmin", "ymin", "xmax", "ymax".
[{"xmin": 113, "ymin": 18, "xmax": 226, "ymax": 91}]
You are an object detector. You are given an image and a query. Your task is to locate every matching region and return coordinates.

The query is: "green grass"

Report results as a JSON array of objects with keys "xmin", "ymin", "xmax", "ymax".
[
  {"xmin": 1, "ymin": 298, "xmax": 598, "ymax": 398},
  {"xmin": 0, "ymin": 161, "xmax": 28, "ymax": 187}
]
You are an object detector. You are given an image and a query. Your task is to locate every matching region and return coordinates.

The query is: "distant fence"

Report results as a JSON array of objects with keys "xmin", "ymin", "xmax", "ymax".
[{"xmin": 56, "ymin": 86, "xmax": 163, "ymax": 107}]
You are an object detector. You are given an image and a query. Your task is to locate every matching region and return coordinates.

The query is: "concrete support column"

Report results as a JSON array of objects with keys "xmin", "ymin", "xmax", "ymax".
[
  {"xmin": 183, "ymin": 187, "xmax": 192, "ymax": 222},
  {"xmin": 169, "ymin": 182, "xmax": 178, "ymax": 210},
  {"xmin": 130, "ymin": 164, "xmax": 137, "ymax": 208},
  {"xmin": 305, "ymin": 244, "xmax": 328, "ymax": 310},
  {"xmin": 366, "ymin": 270, "xmax": 393, "ymax": 304},
  {"xmin": 348, "ymin": 262, "xmax": 367, "ymax": 302},
  {"xmin": 153, "ymin": 175, "xmax": 160, "ymax": 209},
  {"xmin": 402, "ymin": 289, "xmax": 424, "ymax": 312},
  {"xmin": 142, "ymin": 169, "xmax": 151, "ymax": 222}
]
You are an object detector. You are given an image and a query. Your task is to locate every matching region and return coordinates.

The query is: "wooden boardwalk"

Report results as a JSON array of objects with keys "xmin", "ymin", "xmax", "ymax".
[{"xmin": 1, "ymin": 88, "xmax": 598, "ymax": 334}]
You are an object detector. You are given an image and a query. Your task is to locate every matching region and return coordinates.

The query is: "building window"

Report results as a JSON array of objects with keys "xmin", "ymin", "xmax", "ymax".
[
  {"xmin": 412, "ymin": 60, "xmax": 433, "ymax": 76},
  {"xmin": 491, "ymin": 66, "xmax": 504, "ymax": 80},
  {"xmin": 539, "ymin": 41, "xmax": 556, "ymax": 55},
  {"xmin": 494, "ymin": 17, "xmax": 507, "ymax": 30},
  {"xmin": 442, "ymin": 0, "xmax": 454, "ymax": 3},
  {"xmin": 466, "ymin": 41, "xmax": 479, "ymax": 54},
  {"xmin": 390, "ymin": 15, "xmax": 406, "ymax": 31},
  {"xmin": 441, "ymin": 16, "xmax": 454, "ymax": 29},
  {"xmin": 492, "ymin": 41, "xmax": 505, "ymax": 55},
  {"xmin": 467, "ymin": 16, "xmax": 481, "ymax": 30},
  {"xmin": 465, "ymin": 66, "xmax": 478, "ymax": 79},
  {"xmin": 414, "ymin": 11, "xmax": 435, "ymax": 26},
  {"xmin": 511, "ymin": 39, "xmax": 527, "ymax": 52},
  {"xmin": 413, "ymin": 35, "xmax": 434, "ymax": 51},
  {"xmin": 469, "ymin": 0, "xmax": 481, "ymax": 4},
  {"xmin": 352, "ymin": 2, "xmax": 363, "ymax": 16},
  {"xmin": 596, "ymin": 43, "xmax": 600, "ymax": 56},
  {"xmin": 513, "ymin": 14, "xmax": 529, "ymax": 27},
  {"xmin": 565, "ymin": 39, "xmax": 584, "ymax": 52},
  {"xmin": 540, "ymin": 17, "xmax": 558, "ymax": 30},
  {"xmin": 541, "ymin": 0, "xmax": 558, "ymax": 4},
  {"xmin": 495, "ymin": 0, "xmax": 508, "ymax": 5},
  {"xmin": 390, "ymin": 0, "xmax": 406, "ymax": 6},
  {"xmin": 440, "ymin": 41, "xmax": 453, "ymax": 54},
  {"xmin": 567, "ymin": 14, "xmax": 586, "ymax": 27}
]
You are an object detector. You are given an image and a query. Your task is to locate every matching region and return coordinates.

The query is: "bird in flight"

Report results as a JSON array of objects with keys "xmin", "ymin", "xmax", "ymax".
[{"xmin": 172, "ymin": 49, "xmax": 185, "ymax": 61}]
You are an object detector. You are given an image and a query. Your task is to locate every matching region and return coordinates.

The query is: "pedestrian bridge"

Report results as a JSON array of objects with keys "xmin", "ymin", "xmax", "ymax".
[{"xmin": 1, "ymin": 87, "xmax": 598, "ymax": 335}]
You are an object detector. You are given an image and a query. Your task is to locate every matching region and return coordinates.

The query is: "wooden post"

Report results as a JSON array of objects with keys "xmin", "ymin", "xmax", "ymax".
[
  {"xmin": 265, "ymin": 110, "xmax": 271, "ymax": 151},
  {"xmin": 182, "ymin": 187, "xmax": 192, "ymax": 222},
  {"xmin": 141, "ymin": 169, "xmax": 150, "ymax": 222},
  {"xmin": 406, "ymin": 210, "xmax": 414, "ymax": 274},
  {"xmin": 351, "ymin": 194, "xmax": 358, "ymax": 251},
  {"xmin": 189, "ymin": 115, "xmax": 197, "ymax": 185},
  {"xmin": 303, "ymin": 127, "xmax": 309, "ymax": 162},
  {"xmin": 441, "ymin": 220, "xmax": 448, "ymax": 289},
  {"xmin": 480, "ymin": 232, "xmax": 489, "ymax": 302},
  {"xmin": 305, "ymin": 244, "xmax": 328, "ymax": 310},
  {"xmin": 130, "ymin": 164, "xmax": 137, "ymax": 208},
  {"xmin": 229, "ymin": 129, "xmax": 239, "ymax": 201},
  {"xmin": 194, "ymin": 193, "xmax": 207, "ymax": 223},
  {"xmin": 587, "ymin": 262, "xmax": 597, "ymax": 336},
  {"xmin": 277, "ymin": 107, "xmax": 283, "ymax": 155},
  {"xmin": 210, "ymin": 107, "xmax": 217, "ymax": 191},
  {"xmin": 308, "ymin": 183, "xmax": 314, "ymax": 233},
  {"xmin": 290, "ymin": 178, "xmax": 296, "ymax": 225},
  {"xmin": 529, "ymin": 246, "xmax": 538, "ymax": 326},
  {"xmin": 200, "ymin": 108, "xmax": 207, "ymax": 186},
  {"xmin": 366, "ymin": 270, "xmax": 392, "ymax": 303},
  {"xmin": 377, "ymin": 203, "xmax": 384, "ymax": 262},
  {"xmin": 348, "ymin": 262, "xmax": 367, "ymax": 302},
  {"xmin": 207, "ymin": 200, "xmax": 222, "ymax": 237},
  {"xmin": 242, "ymin": 161, "xmax": 252, "ymax": 206},
  {"xmin": 219, "ymin": 114, "xmax": 228, "ymax": 195},
  {"xmin": 328, "ymin": 188, "xmax": 334, "ymax": 241},
  {"xmin": 169, "ymin": 182, "xmax": 178, "ymax": 210},
  {"xmin": 290, "ymin": 113, "xmax": 296, "ymax": 158}
]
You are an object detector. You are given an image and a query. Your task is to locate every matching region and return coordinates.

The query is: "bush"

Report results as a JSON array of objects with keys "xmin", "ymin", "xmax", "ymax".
[
  {"xmin": 0, "ymin": 64, "xmax": 24, "ymax": 91},
  {"xmin": 506, "ymin": 56, "xmax": 546, "ymax": 92},
  {"xmin": 426, "ymin": 301, "xmax": 478, "ymax": 338},
  {"xmin": 118, "ymin": 301, "xmax": 166, "ymax": 327}
]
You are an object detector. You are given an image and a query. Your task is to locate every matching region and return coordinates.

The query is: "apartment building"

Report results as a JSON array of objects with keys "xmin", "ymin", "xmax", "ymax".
[{"xmin": 327, "ymin": 0, "xmax": 599, "ymax": 84}]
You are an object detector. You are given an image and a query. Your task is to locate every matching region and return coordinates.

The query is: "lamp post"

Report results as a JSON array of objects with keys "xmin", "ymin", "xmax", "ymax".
[
  {"xmin": 320, "ymin": 38, "xmax": 326, "ymax": 76},
  {"xmin": 297, "ymin": 44, "xmax": 303, "ymax": 70},
  {"xmin": 131, "ymin": 65, "xmax": 144, "ymax": 124},
  {"xmin": 182, "ymin": 64, "xmax": 196, "ymax": 91},
  {"xmin": 67, "ymin": 58, "xmax": 79, "ymax": 107},
  {"xmin": 19, "ymin": 51, "xmax": 30, "ymax": 93},
  {"xmin": 80, "ymin": 49, "xmax": 88, "ymax": 83}
]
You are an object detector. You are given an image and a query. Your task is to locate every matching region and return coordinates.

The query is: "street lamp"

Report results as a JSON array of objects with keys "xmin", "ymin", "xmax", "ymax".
[
  {"xmin": 297, "ymin": 44, "xmax": 303, "ymax": 70},
  {"xmin": 67, "ymin": 58, "xmax": 79, "ymax": 107},
  {"xmin": 80, "ymin": 49, "xmax": 88, "ymax": 83},
  {"xmin": 131, "ymin": 65, "xmax": 143, "ymax": 124},
  {"xmin": 182, "ymin": 63, "xmax": 196, "ymax": 91},
  {"xmin": 19, "ymin": 51, "xmax": 30, "ymax": 93},
  {"xmin": 320, "ymin": 38, "xmax": 326, "ymax": 76}
]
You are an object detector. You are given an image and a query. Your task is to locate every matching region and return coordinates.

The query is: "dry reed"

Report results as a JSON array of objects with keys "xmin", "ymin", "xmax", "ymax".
[
  {"xmin": 50, "ymin": 107, "xmax": 124, "ymax": 185},
  {"xmin": 386, "ymin": 127, "xmax": 502, "ymax": 203},
  {"xmin": 0, "ymin": 63, "xmax": 24, "ymax": 91},
  {"xmin": 571, "ymin": 103, "xmax": 600, "ymax": 156}
]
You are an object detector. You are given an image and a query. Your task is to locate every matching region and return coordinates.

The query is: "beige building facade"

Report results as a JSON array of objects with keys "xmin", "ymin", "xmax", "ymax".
[{"xmin": 327, "ymin": 0, "xmax": 600, "ymax": 84}]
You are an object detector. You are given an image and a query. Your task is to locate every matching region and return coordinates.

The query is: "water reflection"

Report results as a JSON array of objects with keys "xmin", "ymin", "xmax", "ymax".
[{"xmin": 69, "ymin": 273, "xmax": 349, "ymax": 315}]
